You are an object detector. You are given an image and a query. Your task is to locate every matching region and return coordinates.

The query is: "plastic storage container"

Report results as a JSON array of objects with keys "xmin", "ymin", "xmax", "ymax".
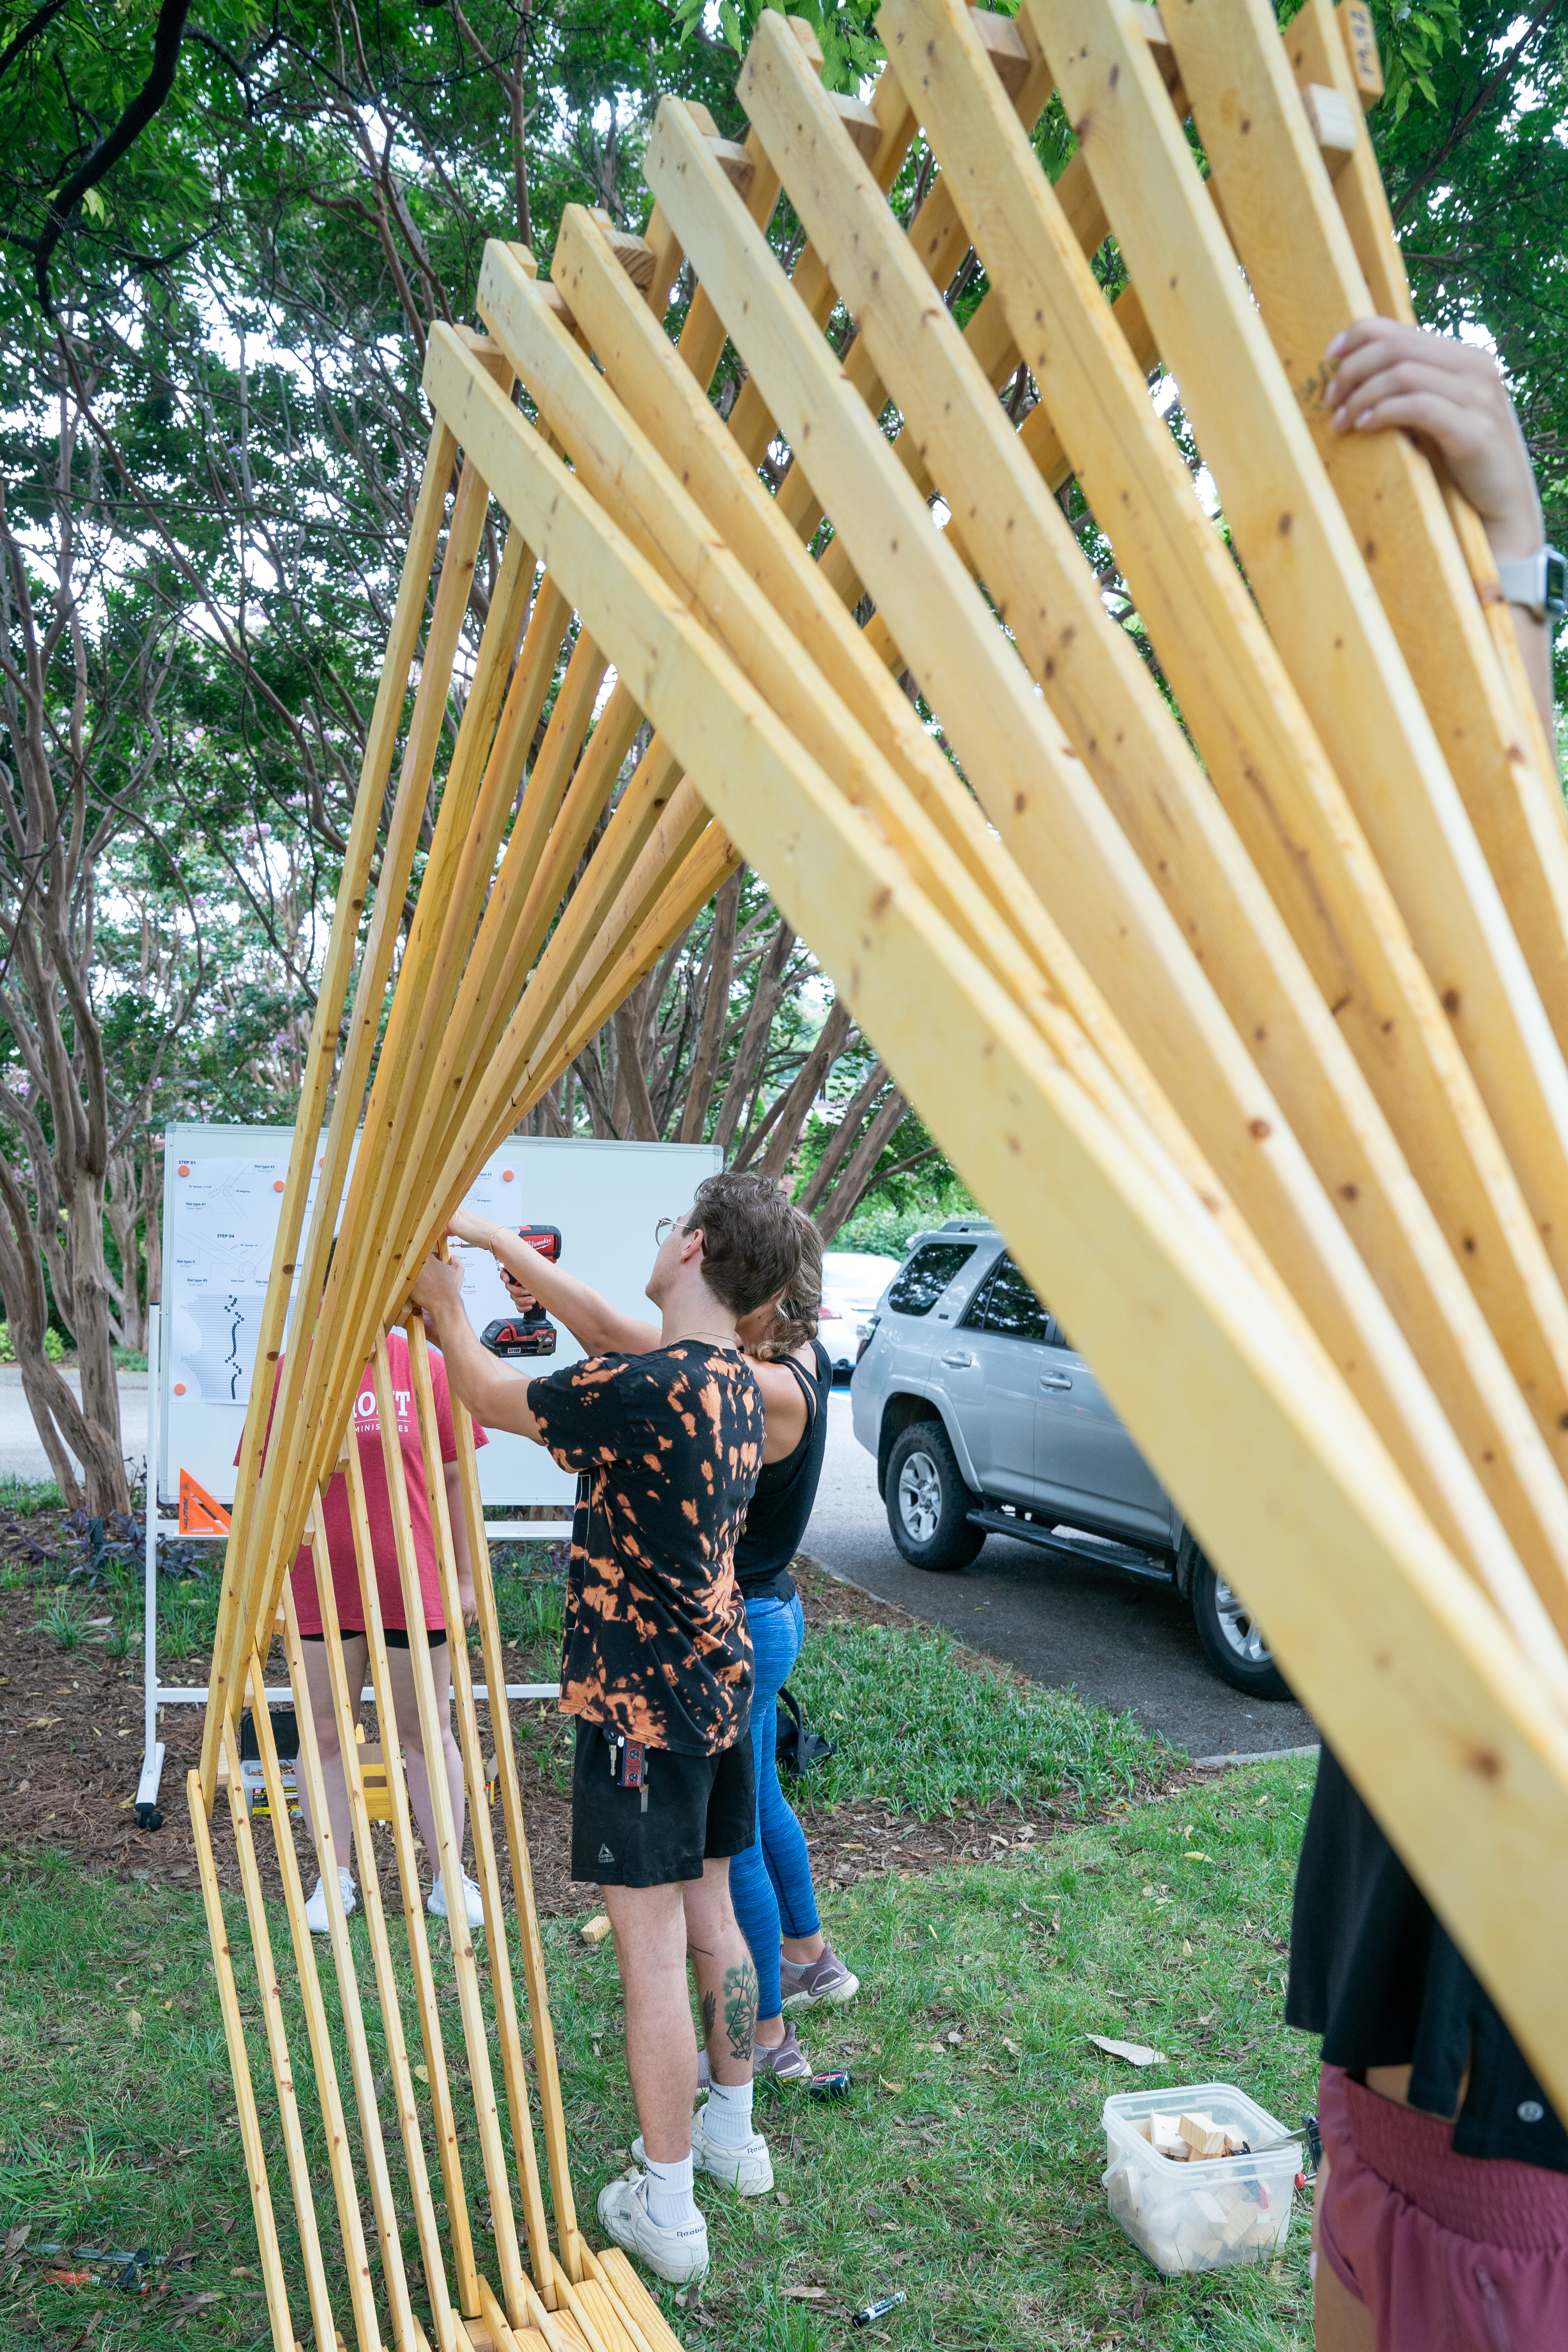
[{"xmin": 1102, "ymin": 2082, "xmax": 1300, "ymax": 2276}]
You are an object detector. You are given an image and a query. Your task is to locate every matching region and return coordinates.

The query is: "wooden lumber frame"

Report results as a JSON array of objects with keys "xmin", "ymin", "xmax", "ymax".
[{"xmin": 191, "ymin": 4, "xmax": 1568, "ymax": 2337}]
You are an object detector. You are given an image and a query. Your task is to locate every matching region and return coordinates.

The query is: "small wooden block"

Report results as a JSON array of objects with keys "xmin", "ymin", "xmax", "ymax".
[
  {"xmin": 538, "ymin": 280, "xmax": 577, "ymax": 331},
  {"xmin": 786, "ymin": 13, "xmax": 825, "ymax": 73},
  {"xmin": 832, "ymin": 92, "xmax": 883, "ymax": 164},
  {"xmin": 968, "ymin": 4, "xmax": 1032, "ymax": 99},
  {"xmin": 1178, "ymin": 2110, "xmax": 1230, "ymax": 2159},
  {"xmin": 587, "ymin": 212, "xmax": 658, "ymax": 291},
  {"xmin": 710, "ymin": 136, "xmax": 756, "ymax": 199},
  {"xmin": 505, "ymin": 241, "xmax": 539, "ymax": 279},
  {"xmin": 1302, "ymin": 82, "xmax": 1359, "ymax": 178},
  {"xmin": 1339, "ymin": 0, "xmax": 1385, "ymax": 107}
]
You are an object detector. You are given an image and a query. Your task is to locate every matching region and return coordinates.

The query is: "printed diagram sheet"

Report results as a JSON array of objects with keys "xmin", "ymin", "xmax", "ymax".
[
  {"xmin": 166, "ymin": 1156, "xmax": 310, "ymax": 1405},
  {"xmin": 160, "ymin": 1126, "xmax": 718, "ymax": 1508}
]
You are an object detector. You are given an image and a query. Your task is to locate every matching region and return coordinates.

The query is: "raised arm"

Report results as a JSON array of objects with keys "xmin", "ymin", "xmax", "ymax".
[
  {"xmin": 1325, "ymin": 318, "xmax": 1555, "ymax": 745},
  {"xmin": 409, "ymin": 1253, "xmax": 546, "ymax": 1443},
  {"xmin": 447, "ymin": 1205, "xmax": 661, "ymax": 1356}
]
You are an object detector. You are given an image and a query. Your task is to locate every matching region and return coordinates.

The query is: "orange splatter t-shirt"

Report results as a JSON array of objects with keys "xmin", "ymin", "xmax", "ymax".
[{"xmin": 530, "ymin": 1341, "xmax": 762, "ymax": 1756}]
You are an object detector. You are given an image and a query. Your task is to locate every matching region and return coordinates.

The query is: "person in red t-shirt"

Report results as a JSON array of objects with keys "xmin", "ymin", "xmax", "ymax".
[{"xmin": 244, "ymin": 1326, "xmax": 488, "ymax": 1935}]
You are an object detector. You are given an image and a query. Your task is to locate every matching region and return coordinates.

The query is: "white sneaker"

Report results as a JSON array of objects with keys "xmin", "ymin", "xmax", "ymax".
[
  {"xmin": 428, "ymin": 1869, "xmax": 485, "ymax": 1929},
  {"xmin": 597, "ymin": 2172, "xmax": 709, "ymax": 2286},
  {"xmin": 634, "ymin": 2111, "xmax": 774, "ymax": 2197},
  {"xmin": 303, "ymin": 1865, "xmax": 356, "ymax": 1936}
]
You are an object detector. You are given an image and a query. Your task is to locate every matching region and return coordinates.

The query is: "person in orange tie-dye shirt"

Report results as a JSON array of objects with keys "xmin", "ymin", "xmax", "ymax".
[{"xmin": 411, "ymin": 1170, "xmax": 804, "ymax": 2290}]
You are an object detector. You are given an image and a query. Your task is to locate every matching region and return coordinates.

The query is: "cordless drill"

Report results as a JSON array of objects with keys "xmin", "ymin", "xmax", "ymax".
[{"xmin": 480, "ymin": 1225, "xmax": 563, "ymax": 1359}]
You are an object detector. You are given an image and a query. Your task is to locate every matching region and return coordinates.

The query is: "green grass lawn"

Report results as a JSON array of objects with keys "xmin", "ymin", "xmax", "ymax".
[{"xmin": 0, "ymin": 1757, "xmax": 1319, "ymax": 2351}]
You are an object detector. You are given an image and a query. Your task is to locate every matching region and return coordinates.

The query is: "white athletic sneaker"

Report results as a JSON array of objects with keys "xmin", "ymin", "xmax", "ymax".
[
  {"xmin": 428, "ymin": 1869, "xmax": 485, "ymax": 1929},
  {"xmin": 634, "ymin": 2112, "xmax": 775, "ymax": 2197},
  {"xmin": 597, "ymin": 2172, "xmax": 709, "ymax": 2285},
  {"xmin": 303, "ymin": 1865, "xmax": 356, "ymax": 1936}
]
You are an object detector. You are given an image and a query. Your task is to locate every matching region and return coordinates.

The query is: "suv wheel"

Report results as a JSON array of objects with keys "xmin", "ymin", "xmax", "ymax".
[
  {"xmin": 1190, "ymin": 1554, "xmax": 1290, "ymax": 1700},
  {"xmin": 885, "ymin": 1421, "xmax": 985, "ymax": 1571}
]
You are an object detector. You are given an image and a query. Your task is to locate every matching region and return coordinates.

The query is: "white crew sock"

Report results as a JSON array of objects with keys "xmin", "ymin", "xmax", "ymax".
[
  {"xmin": 701, "ymin": 2077, "xmax": 755, "ymax": 2149},
  {"xmin": 642, "ymin": 2150, "xmax": 697, "ymax": 2230}
]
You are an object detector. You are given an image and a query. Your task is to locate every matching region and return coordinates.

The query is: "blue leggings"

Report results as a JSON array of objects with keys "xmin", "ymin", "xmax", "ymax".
[{"xmin": 728, "ymin": 1591, "xmax": 821, "ymax": 2022}]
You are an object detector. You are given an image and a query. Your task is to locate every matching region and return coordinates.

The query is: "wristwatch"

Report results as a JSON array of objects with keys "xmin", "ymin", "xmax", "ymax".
[{"xmin": 1495, "ymin": 546, "xmax": 1568, "ymax": 623}]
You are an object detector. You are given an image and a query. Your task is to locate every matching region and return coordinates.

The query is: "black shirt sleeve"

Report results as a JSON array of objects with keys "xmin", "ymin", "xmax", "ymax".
[{"xmin": 1287, "ymin": 1745, "xmax": 1568, "ymax": 2170}]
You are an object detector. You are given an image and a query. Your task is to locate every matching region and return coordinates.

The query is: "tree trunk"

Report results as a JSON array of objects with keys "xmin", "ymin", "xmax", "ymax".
[
  {"xmin": 796, "ymin": 1059, "xmax": 889, "ymax": 1218},
  {"xmin": 814, "ymin": 1084, "xmax": 911, "ymax": 1243},
  {"xmin": 0, "ymin": 1167, "xmax": 94, "ymax": 1505},
  {"xmin": 141, "ymin": 1143, "xmax": 163, "ymax": 1314},
  {"xmin": 711, "ymin": 917, "xmax": 796, "ymax": 1156},
  {"xmin": 676, "ymin": 868, "xmax": 742, "ymax": 1144},
  {"xmin": 613, "ymin": 993, "xmax": 660, "ymax": 1140},
  {"xmin": 750, "ymin": 1000, "xmax": 854, "ymax": 1180},
  {"xmin": 65, "ymin": 1161, "xmax": 130, "ymax": 1512}
]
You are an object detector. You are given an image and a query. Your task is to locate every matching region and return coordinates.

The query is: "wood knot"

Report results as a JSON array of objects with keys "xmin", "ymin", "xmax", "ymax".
[{"xmin": 1248, "ymin": 1118, "xmax": 1272, "ymax": 1141}]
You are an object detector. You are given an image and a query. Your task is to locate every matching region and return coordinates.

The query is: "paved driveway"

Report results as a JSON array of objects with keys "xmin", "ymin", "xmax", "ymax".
[
  {"xmin": 0, "ymin": 1368, "xmax": 150, "ymax": 1485},
  {"xmin": 803, "ymin": 1388, "xmax": 1318, "ymax": 1763}
]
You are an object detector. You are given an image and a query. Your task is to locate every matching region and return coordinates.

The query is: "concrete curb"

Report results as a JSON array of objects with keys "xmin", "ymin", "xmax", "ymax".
[{"xmin": 1192, "ymin": 1743, "xmax": 1321, "ymax": 1770}]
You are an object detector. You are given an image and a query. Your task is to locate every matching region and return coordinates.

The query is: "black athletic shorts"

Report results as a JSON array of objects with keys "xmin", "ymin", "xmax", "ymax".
[
  {"xmin": 298, "ymin": 1627, "xmax": 446, "ymax": 1650},
  {"xmin": 570, "ymin": 1720, "xmax": 755, "ymax": 1888}
]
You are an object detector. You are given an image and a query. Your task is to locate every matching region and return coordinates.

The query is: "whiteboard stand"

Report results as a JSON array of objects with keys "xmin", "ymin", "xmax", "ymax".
[{"xmin": 134, "ymin": 1303, "xmax": 564, "ymax": 1829}]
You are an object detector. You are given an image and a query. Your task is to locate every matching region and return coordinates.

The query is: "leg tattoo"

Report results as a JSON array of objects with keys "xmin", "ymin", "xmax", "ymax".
[
  {"xmin": 701, "ymin": 1989, "xmax": 717, "ymax": 2044},
  {"xmin": 723, "ymin": 1959, "xmax": 758, "ymax": 2062}
]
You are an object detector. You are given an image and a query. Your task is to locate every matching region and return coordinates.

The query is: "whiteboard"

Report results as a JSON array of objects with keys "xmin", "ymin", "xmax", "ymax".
[{"xmin": 159, "ymin": 1125, "xmax": 722, "ymax": 1508}]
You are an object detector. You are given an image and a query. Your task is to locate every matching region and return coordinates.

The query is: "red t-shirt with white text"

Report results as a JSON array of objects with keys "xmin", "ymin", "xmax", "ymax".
[{"xmin": 239, "ymin": 1329, "xmax": 487, "ymax": 1635}]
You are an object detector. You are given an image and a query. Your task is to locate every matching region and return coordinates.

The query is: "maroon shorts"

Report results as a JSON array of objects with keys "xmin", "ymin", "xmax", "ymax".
[{"xmin": 1316, "ymin": 2062, "xmax": 1568, "ymax": 2350}]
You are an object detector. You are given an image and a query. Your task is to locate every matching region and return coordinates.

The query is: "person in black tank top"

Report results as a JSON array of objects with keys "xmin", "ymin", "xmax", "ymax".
[
  {"xmin": 467, "ymin": 1197, "xmax": 862, "ymax": 2081},
  {"xmin": 724, "ymin": 1299, "xmax": 861, "ymax": 2083}
]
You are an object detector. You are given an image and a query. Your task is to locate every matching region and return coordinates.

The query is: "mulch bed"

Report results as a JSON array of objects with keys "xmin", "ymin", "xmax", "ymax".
[{"xmin": 0, "ymin": 1551, "xmax": 1186, "ymax": 1916}]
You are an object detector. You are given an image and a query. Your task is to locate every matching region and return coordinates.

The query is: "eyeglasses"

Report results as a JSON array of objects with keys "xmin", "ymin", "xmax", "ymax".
[{"xmin": 654, "ymin": 1215, "xmax": 679, "ymax": 1245}]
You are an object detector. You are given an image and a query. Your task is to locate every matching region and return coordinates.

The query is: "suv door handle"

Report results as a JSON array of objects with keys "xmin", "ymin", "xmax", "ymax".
[
  {"xmin": 941, "ymin": 1351, "xmax": 975, "ymax": 1368},
  {"xmin": 1040, "ymin": 1371, "xmax": 1073, "ymax": 1390}
]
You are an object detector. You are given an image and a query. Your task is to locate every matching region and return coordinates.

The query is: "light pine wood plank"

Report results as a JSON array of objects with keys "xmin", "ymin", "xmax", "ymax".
[
  {"xmin": 638, "ymin": 76, "xmax": 1545, "ymax": 1610},
  {"xmin": 355, "ymin": 383, "xmax": 1568, "ymax": 2110},
  {"xmin": 1167, "ymin": 0, "xmax": 1568, "ymax": 1067},
  {"xmin": 203, "ymin": 415, "xmax": 460, "ymax": 1803},
  {"xmin": 219, "ymin": 1716, "xmax": 339, "ymax": 2352},
  {"xmin": 1031, "ymin": 0, "xmax": 1568, "ymax": 1326},
  {"xmin": 188, "ymin": 1769, "xmax": 299, "ymax": 2352},
  {"xmin": 369, "ymin": 1340, "xmax": 532, "ymax": 2328},
  {"xmin": 874, "ymin": 0, "xmax": 1568, "ymax": 1619}
]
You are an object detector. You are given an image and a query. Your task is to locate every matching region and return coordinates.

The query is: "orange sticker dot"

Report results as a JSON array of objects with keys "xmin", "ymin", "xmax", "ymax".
[
  {"xmin": 177, "ymin": 1164, "xmax": 190, "ymax": 1176},
  {"xmin": 502, "ymin": 1169, "xmax": 515, "ymax": 1181},
  {"xmin": 173, "ymin": 1382, "xmax": 187, "ymax": 1395},
  {"xmin": 273, "ymin": 1180, "xmax": 285, "ymax": 1192}
]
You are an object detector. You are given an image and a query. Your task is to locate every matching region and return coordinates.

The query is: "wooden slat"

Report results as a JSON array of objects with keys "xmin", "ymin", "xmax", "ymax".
[
  {"xmin": 188, "ymin": 1770, "xmax": 298, "ymax": 2352},
  {"xmin": 345, "ymin": 1435, "xmax": 481, "ymax": 2319},
  {"xmin": 313, "ymin": 1485, "xmax": 461, "ymax": 2352},
  {"xmin": 369, "ymin": 1339, "xmax": 531, "ymax": 2327},
  {"xmin": 637, "ymin": 79, "xmax": 1550, "ymax": 1614},
  {"xmin": 448, "ymin": 1372, "xmax": 580, "ymax": 2272},
  {"xmin": 404, "ymin": 1317, "xmax": 556, "ymax": 2295},
  {"xmin": 247, "ymin": 1639, "xmax": 381, "ymax": 2351},
  {"xmin": 1031, "ymin": 0, "xmax": 1568, "ymax": 1328},
  {"xmin": 1167, "ymin": 0, "xmax": 1568, "ymax": 1067},
  {"xmin": 219, "ymin": 1717, "xmax": 338, "ymax": 2352},
  {"xmin": 873, "ymin": 0, "xmax": 1568, "ymax": 1617},
  {"xmin": 383, "ymin": 355, "xmax": 1568, "ymax": 2124},
  {"xmin": 282, "ymin": 1562, "xmax": 419, "ymax": 2352},
  {"xmin": 593, "ymin": 2253, "xmax": 684, "ymax": 2352},
  {"xmin": 202, "ymin": 414, "xmax": 459, "ymax": 1804},
  {"xmin": 214, "ymin": 440, "xmax": 496, "ymax": 1776}
]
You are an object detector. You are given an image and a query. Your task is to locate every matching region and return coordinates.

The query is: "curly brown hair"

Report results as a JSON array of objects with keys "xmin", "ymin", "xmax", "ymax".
[
  {"xmin": 684, "ymin": 1170, "xmax": 806, "ymax": 1318},
  {"xmin": 752, "ymin": 1209, "xmax": 823, "ymax": 1359}
]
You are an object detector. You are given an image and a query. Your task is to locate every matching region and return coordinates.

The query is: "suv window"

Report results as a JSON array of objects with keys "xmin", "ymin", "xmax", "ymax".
[
  {"xmin": 967, "ymin": 1256, "xmax": 1052, "ymax": 1344},
  {"xmin": 888, "ymin": 1241, "xmax": 976, "ymax": 1317}
]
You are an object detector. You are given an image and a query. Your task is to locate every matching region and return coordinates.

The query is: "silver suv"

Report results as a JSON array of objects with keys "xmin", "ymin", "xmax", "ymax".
[{"xmin": 850, "ymin": 1220, "xmax": 1286, "ymax": 1700}]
